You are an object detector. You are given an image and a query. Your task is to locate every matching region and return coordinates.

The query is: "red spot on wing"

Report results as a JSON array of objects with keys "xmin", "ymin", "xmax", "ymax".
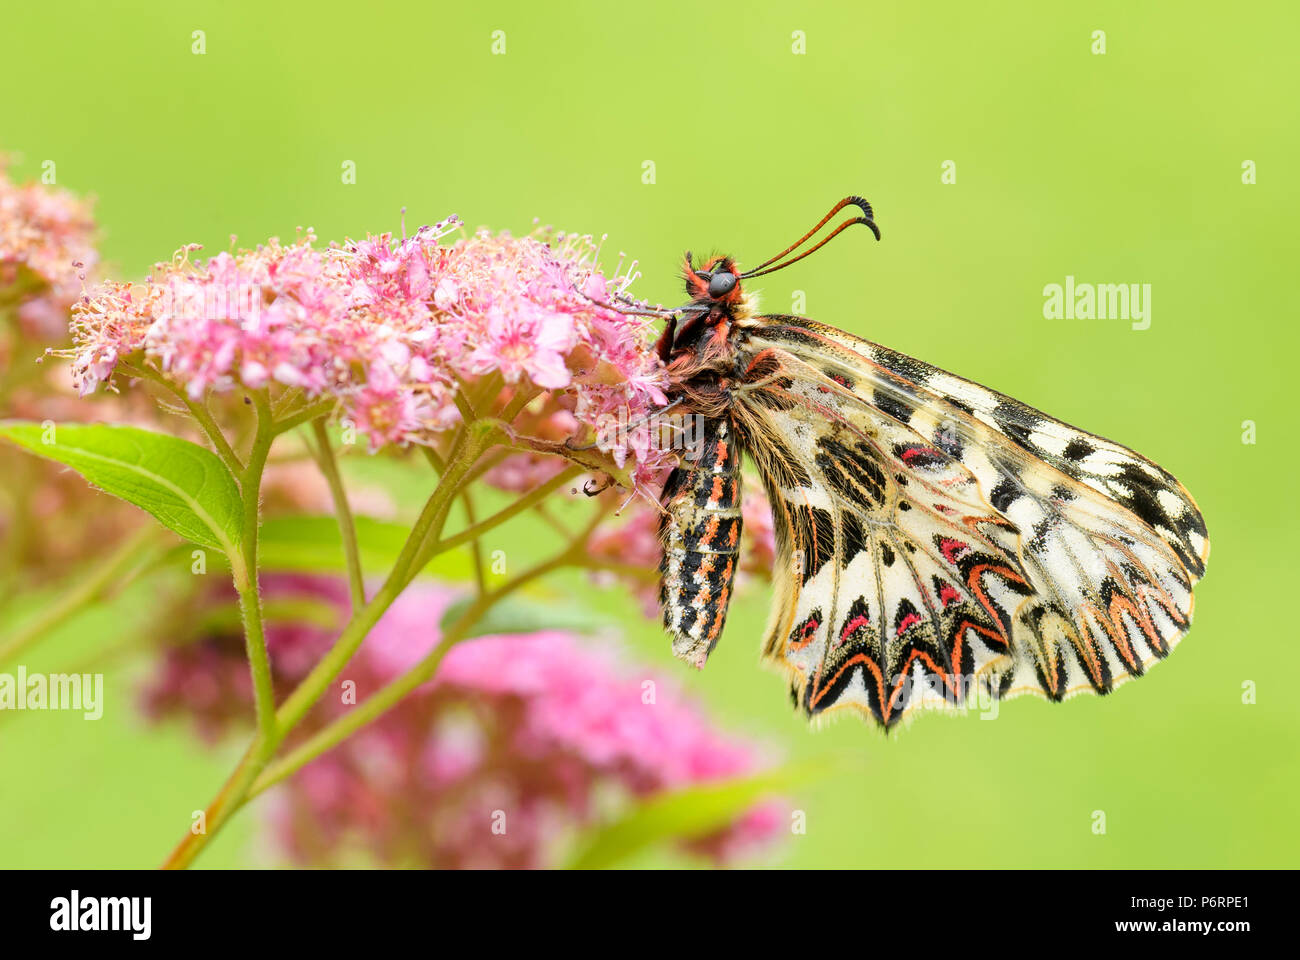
[
  {"xmin": 839, "ymin": 614, "xmax": 871, "ymax": 647},
  {"xmin": 900, "ymin": 445, "xmax": 945, "ymax": 467},
  {"xmin": 790, "ymin": 615, "xmax": 819, "ymax": 651},
  {"xmin": 939, "ymin": 537, "xmax": 969, "ymax": 564},
  {"xmin": 896, "ymin": 611, "xmax": 922, "ymax": 637}
]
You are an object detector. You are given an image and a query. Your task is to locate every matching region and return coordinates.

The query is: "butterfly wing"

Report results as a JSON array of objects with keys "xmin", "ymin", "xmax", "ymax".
[{"xmin": 731, "ymin": 314, "xmax": 1209, "ymax": 727}]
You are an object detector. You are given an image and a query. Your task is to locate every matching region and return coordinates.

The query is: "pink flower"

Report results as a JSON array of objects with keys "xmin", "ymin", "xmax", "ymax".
[
  {"xmin": 464, "ymin": 305, "xmax": 576, "ymax": 388},
  {"xmin": 479, "ymin": 402, "xmax": 580, "ymax": 493},
  {"xmin": 62, "ymin": 219, "xmax": 674, "ymax": 492},
  {"xmin": 141, "ymin": 575, "xmax": 783, "ymax": 867},
  {"xmin": 740, "ymin": 475, "xmax": 777, "ymax": 574},
  {"xmin": 0, "ymin": 156, "xmax": 98, "ymax": 342}
]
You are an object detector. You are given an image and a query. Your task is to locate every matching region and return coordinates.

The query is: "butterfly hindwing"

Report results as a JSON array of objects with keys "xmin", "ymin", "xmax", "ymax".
[{"xmin": 730, "ymin": 314, "xmax": 1208, "ymax": 727}]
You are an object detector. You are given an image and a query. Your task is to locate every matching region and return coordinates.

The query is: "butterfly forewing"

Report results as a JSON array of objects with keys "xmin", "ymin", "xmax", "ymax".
[{"xmin": 726, "ymin": 314, "xmax": 1209, "ymax": 727}]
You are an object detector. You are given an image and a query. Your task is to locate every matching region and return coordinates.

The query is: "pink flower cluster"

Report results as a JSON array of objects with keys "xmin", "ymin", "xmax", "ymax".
[
  {"xmin": 0, "ymin": 157, "xmax": 97, "ymax": 342},
  {"xmin": 142, "ymin": 574, "xmax": 782, "ymax": 868},
  {"xmin": 66, "ymin": 220, "xmax": 677, "ymax": 488}
]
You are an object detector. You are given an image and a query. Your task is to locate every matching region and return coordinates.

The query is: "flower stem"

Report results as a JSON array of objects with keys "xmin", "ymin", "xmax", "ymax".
[
  {"xmin": 307, "ymin": 417, "xmax": 365, "ymax": 611},
  {"xmin": 272, "ymin": 420, "xmax": 500, "ymax": 733},
  {"xmin": 420, "ymin": 445, "xmax": 446, "ymax": 476},
  {"xmin": 183, "ymin": 395, "xmax": 245, "ymax": 474},
  {"xmin": 160, "ymin": 736, "xmax": 278, "ymax": 870},
  {"xmin": 432, "ymin": 465, "xmax": 581, "ymax": 558},
  {"xmin": 0, "ymin": 524, "xmax": 166, "ymax": 666},
  {"xmin": 235, "ymin": 392, "xmax": 277, "ymax": 742},
  {"xmin": 272, "ymin": 398, "xmax": 336, "ymax": 434},
  {"xmin": 461, "ymin": 491, "xmax": 487, "ymax": 597},
  {"xmin": 158, "ymin": 423, "xmax": 601, "ymax": 867},
  {"xmin": 248, "ymin": 543, "xmax": 577, "ymax": 800},
  {"xmin": 160, "ymin": 420, "xmax": 502, "ymax": 868},
  {"xmin": 121, "ymin": 361, "xmax": 245, "ymax": 474}
]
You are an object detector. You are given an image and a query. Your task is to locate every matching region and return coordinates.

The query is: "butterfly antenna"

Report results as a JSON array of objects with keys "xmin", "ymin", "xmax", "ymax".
[{"xmin": 739, "ymin": 196, "xmax": 880, "ymax": 279}]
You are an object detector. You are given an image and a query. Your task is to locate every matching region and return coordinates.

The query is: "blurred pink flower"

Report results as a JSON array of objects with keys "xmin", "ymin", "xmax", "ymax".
[
  {"xmin": 141, "ymin": 574, "xmax": 350, "ymax": 742},
  {"xmin": 142, "ymin": 574, "xmax": 782, "ymax": 868},
  {"xmin": 479, "ymin": 399, "xmax": 580, "ymax": 493},
  {"xmin": 0, "ymin": 155, "xmax": 98, "ymax": 343},
  {"xmin": 739, "ymin": 475, "xmax": 777, "ymax": 574}
]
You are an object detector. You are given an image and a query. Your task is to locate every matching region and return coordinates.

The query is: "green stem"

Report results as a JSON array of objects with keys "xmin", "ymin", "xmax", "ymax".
[
  {"xmin": 470, "ymin": 373, "xmax": 505, "ymax": 414},
  {"xmin": 235, "ymin": 391, "xmax": 277, "ymax": 741},
  {"xmin": 271, "ymin": 420, "xmax": 500, "ymax": 736},
  {"xmin": 165, "ymin": 394, "xmax": 333, "ymax": 870},
  {"xmin": 162, "ymin": 424, "xmax": 498, "ymax": 868},
  {"xmin": 534, "ymin": 503, "xmax": 571, "ymax": 538},
  {"xmin": 461, "ymin": 491, "xmax": 487, "ymax": 597},
  {"xmin": 0, "ymin": 525, "xmax": 166, "ymax": 666},
  {"xmin": 308, "ymin": 417, "xmax": 365, "ymax": 611},
  {"xmin": 270, "ymin": 387, "xmax": 304, "ymax": 419},
  {"xmin": 432, "ymin": 465, "xmax": 581, "ymax": 558},
  {"xmin": 456, "ymin": 446, "xmax": 512, "ymax": 487},
  {"xmin": 120, "ymin": 361, "xmax": 244, "ymax": 474},
  {"xmin": 249, "ymin": 501, "xmax": 608, "ymax": 798},
  {"xmin": 499, "ymin": 384, "xmax": 541, "ymax": 423},
  {"xmin": 273, "ymin": 399, "xmax": 336, "ymax": 435},
  {"xmin": 420, "ymin": 445, "xmax": 446, "ymax": 476},
  {"xmin": 249, "ymin": 546, "xmax": 575, "ymax": 799},
  {"xmin": 160, "ymin": 421, "xmax": 591, "ymax": 868},
  {"xmin": 161, "ymin": 737, "xmax": 278, "ymax": 870},
  {"xmin": 185, "ymin": 395, "xmax": 244, "ymax": 475}
]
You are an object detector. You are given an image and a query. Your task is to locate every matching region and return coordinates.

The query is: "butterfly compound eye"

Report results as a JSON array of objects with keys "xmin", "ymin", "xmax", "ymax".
[{"xmin": 707, "ymin": 272, "xmax": 737, "ymax": 298}]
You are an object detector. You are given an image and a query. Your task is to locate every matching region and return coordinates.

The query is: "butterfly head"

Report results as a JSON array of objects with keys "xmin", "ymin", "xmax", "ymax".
[
  {"xmin": 659, "ymin": 197, "xmax": 880, "ymax": 364},
  {"xmin": 682, "ymin": 253, "xmax": 746, "ymax": 309}
]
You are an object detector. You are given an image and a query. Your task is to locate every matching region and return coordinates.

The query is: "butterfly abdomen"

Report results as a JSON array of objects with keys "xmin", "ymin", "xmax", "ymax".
[{"xmin": 658, "ymin": 416, "xmax": 743, "ymax": 668}]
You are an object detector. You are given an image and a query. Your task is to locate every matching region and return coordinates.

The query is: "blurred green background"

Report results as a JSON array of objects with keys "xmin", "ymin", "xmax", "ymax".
[{"xmin": 2, "ymin": 0, "xmax": 1297, "ymax": 868}]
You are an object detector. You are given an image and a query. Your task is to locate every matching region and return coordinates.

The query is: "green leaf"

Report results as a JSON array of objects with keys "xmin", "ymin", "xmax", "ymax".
[
  {"xmin": 564, "ymin": 762, "xmax": 829, "ymax": 869},
  {"xmin": 0, "ymin": 421, "xmax": 241, "ymax": 555},
  {"xmin": 439, "ymin": 592, "xmax": 614, "ymax": 639}
]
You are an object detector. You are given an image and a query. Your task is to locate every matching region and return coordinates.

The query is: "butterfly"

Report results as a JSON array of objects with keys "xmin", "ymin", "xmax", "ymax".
[{"xmin": 651, "ymin": 197, "xmax": 1209, "ymax": 729}]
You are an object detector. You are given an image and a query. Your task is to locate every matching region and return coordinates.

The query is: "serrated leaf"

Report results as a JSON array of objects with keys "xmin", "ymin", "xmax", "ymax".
[{"xmin": 0, "ymin": 421, "xmax": 241, "ymax": 555}]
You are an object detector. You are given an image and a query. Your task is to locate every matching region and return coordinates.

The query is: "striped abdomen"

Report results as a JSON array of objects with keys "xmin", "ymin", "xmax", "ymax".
[{"xmin": 659, "ymin": 416, "xmax": 743, "ymax": 667}]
